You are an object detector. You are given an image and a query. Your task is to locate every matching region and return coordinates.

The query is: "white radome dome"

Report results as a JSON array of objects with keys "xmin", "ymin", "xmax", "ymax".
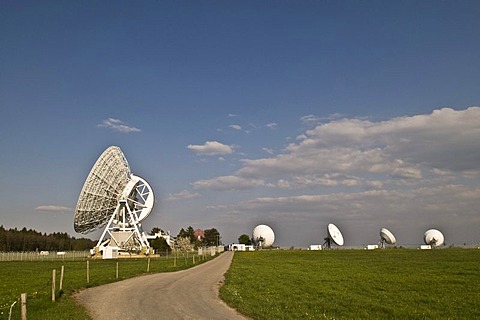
[{"xmin": 252, "ymin": 224, "xmax": 275, "ymax": 247}]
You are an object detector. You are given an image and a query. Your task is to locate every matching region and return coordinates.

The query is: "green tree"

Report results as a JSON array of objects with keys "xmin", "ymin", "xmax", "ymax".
[
  {"xmin": 204, "ymin": 228, "xmax": 221, "ymax": 246},
  {"xmin": 238, "ymin": 234, "xmax": 251, "ymax": 245},
  {"xmin": 177, "ymin": 226, "xmax": 195, "ymax": 244},
  {"xmin": 151, "ymin": 236, "xmax": 171, "ymax": 254},
  {"xmin": 0, "ymin": 226, "xmax": 95, "ymax": 251},
  {"xmin": 150, "ymin": 227, "xmax": 162, "ymax": 235}
]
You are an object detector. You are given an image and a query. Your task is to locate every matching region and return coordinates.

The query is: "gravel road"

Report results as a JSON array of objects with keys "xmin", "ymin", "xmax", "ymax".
[{"xmin": 75, "ymin": 251, "xmax": 247, "ymax": 320}]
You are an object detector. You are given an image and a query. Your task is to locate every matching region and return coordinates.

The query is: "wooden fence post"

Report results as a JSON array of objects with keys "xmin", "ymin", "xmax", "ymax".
[
  {"xmin": 59, "ymin": 265, "xmax": 64, "ymax": 291},
  {"xmin": 147, "ymin": 258, "xmax": 150, "ymax": 272},
  {"xmin": 116, "ymin": 262, "xmax": 119, "ymax": 279},
  {"xmin": 21, "ymin": 293, "xmax": 27, "ymax": 320},
  {"xmin": 86, "ymin": 260, "xmax": 90, "ymax": 284},
  {"xmin": 52, "ymin": 269, "xmax": 56, "ymax": 302}
]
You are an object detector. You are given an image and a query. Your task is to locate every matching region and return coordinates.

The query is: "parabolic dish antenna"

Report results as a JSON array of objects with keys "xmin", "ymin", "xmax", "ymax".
[
  {"xmin": 379, "ymin": 227, "xmax": 397, "ymax": 248},
  {"xmin": 424, "ymin": 229, "xmax": 444, "ymax": 247},
  {"xmin": 323, "ymin": 223, "xmax": 344, "ymax": 249},
  {"xmin": 74, "ymin": 146, "xmax": 154, "ymax": 255},
  {"xmin": 252, "ymin": 224, "xmax": 275, "ymax": 248}
]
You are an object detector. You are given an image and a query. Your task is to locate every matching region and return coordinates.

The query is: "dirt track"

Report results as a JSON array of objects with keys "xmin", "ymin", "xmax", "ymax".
[{"xmin": 75, "ymin": 251, "xmax": 246, "ymax": 320}]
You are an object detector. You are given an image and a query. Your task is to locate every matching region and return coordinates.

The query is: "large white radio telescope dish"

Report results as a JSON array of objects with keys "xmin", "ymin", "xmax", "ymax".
[
  {"xmin": 323, "ymin": 223, "xmax": 344, "ymax": 249},
  {"xmin": 252, "ymin": 224, "xmax": 275, "ymax": 248},
  {"xmin": 74, "ymin": 146, "xmax": 131, "ymax": 233},
  {"xmin": 424, "ymin": 229, "xmax": 444, "ymax": 247},
  {"xmin": 74, "ymin": 146, "xmax": 154, "ymax": 255},
  {"xmin": 379, "ymin": 228, "xmax": 396, "ymax": 248}
]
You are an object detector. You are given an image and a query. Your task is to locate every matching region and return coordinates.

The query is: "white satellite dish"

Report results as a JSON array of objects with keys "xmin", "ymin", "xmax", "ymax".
[
  {"xmin": 424, "ymin": 229, "xmax": 444, "ymax": 247},
  {"xmin": 323, "ymin": 223, "xmax": 344, "ymax": 249},
  {"xmin": 379, "ymin": 227, "xmax": 396, "ymax": 248},
  {"xmin": 74, "ymin": 146, "xmax": 154, "ymax": 255},
  {"xmin": 252, "ymin": 224, "xmax": 275, "ymax": 248}
]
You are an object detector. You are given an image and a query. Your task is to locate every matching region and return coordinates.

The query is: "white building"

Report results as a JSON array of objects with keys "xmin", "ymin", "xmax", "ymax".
[
  {"xmin": 229, "ymin": 243, "xmax": 255, "ymax": 251},
  {"xmin": 145, "ymin": 230, "xmax": 174, "ymax": 248}
]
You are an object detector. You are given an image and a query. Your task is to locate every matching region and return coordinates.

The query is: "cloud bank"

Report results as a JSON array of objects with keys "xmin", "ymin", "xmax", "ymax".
[
  {"xmin": 190, "ymin": 107, "xmax": 480, "ymax": 246},
  {"xmin": 195, "ymin": 107, "xmax": 480, "ymax": 191}
]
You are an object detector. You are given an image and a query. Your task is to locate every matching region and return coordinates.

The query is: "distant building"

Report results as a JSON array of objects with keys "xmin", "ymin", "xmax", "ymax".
[
  {"xmin": 194, "ymin": 229, "xmax": 204, "ymax": 241},
  {"xmin": 146, "ymin": 230, "xmax": 174, "ymax": 248},
  {"xmin": 228, "ymin": 243, "xmax": 255, "ymax": 251},
  {"xmin": 309, "ymin": 245, "xmax": 322, "ymax": 250}
]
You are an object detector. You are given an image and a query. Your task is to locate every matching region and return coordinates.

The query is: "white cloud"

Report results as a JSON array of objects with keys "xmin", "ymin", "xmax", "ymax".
[
  {"xmin": 187, "ymin": 141, "xmax": 234, "ymax": 156},
  {"xmin": 300, "ymin": 113, "xmax": 344, "ymax": 125},
  {"xmin": 266, "ymin": 122, "xmax": 278, "ymax": 129},
  {"xmin": 223, "ymin": 185, "xmax": 480, "ymax": 223},
  {"xmin": 229, "ymin": 124, "xmax": 242, "ymax": 130},
  {"xmin": 253, "ymin": 107, "xmax": 480, "ymax": 176},
  {"xmin": 276, "ymin": 179, "xmax": 291, "ymax": 189},
  {"xmin": 192, "ymin": 107, "xmax": 480, "ymax": 191},
  {"xmin": 192, "ymin": 175, "xmax": 265, "ymax": 191},
  {"xmin": 300, "ymin": 114, "xmax": 320, "ymax": 124},
  {"xmin": 262, "ymin": 148, "xmax": 274, "ymax": 155},
  {"xmin": 35, "ymin": 205, "xmax": 72, "ymax": 213},
  {"xmin": 166, "ymin": 190, "xmax": 199, "ymax": 201},
  {"xmin": 272, "ymin": 173, "xmax": 382, "ymax": 190},
  {"xmin": 97, "ymin": 118, "xmax": 141, "ymax": 133}
]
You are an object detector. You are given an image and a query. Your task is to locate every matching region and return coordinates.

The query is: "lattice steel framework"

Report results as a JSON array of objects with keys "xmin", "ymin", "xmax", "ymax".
[
  {"xmin": 74, "ymin": 146, "xmax": 154, "ymax": 253},
  {"xmin": 74, "ymin": 146, "xmax": 131, "ymax": 233}
]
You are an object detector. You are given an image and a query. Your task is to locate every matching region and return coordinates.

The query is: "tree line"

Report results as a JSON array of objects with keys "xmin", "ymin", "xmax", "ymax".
[
  {"xmin": 148, "ymin": 226, "xmax": 222, "ymax": 253},
  {"xmin": 0, "ymin": 224, "xmax": 223, "ymax": 253},
  {"xmin": 176, "ymin": 226, "xmax": 221, "ymax": 247},
  {"xmin": 0, "ymin": 225, "xmax": 96, "ymax": 252}
]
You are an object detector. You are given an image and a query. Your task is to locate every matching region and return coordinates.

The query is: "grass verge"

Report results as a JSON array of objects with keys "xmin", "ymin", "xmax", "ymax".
[
  {"xmin": 1, "ymin": 253, "xmax": 213, "ymax": 320},
  {"xmin": 220, "ymin": 249, "xmax": 480, "ymax": 319}
]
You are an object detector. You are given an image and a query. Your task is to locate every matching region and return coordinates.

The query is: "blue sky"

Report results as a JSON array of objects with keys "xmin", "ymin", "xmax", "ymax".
[{"xmin": 1, "ymin": 1, "xmax": 479, "ymax": 247}]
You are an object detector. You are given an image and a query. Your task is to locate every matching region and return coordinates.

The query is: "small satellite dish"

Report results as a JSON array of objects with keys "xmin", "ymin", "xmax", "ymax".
[
  {"xmin": 74, "ymin": 146, "xmax": 154, "ymax": 256},
  {"xmin": 323, "ymin": 223, "xmax": 344, "ymax": 249},
  {"xmin": 424, "ymin": 229, "xmax": 444, "ymax": 247},
  {"xmin": 252, "ymin": 224, "xmax": 275, "ymax": 248},
  {"xmin": 379, "ymin": 227, "xmax": 396, "ymax": 248}
]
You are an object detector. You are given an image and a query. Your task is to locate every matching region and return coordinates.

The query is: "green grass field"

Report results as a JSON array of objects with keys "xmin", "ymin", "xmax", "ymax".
[
  {"xmin": 0, "ymin": 253, "xmax": 210, "ymax": 320},
  {"xmin": 220, "ymin": 249, "xmax": 480, "ymax": 319}
]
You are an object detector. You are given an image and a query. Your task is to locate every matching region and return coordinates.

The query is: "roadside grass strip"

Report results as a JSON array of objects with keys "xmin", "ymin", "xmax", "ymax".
[
  {"xmin": 1, "ymin": 253, "xmax": 214, "ymax": 320},
  {"xmin": 220, "ymin": 249, "xmax": 480, "ymax": 319}
]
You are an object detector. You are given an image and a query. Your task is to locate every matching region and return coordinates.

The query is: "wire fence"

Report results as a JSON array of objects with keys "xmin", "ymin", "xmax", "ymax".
[
  {"xmin": 0, "ymin": 251, "xmax": 89, "ymax": 262},
  {"xmin": 0, "ymin": 246, "xmax": 225, "ymax": 262},
  {"xmin": 0, "ymin": 247, "xmax": 225, "ymax": 319},
  {"xmin": 0, "ymin": 278, "xmax": 50, "ymax": 320}
]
